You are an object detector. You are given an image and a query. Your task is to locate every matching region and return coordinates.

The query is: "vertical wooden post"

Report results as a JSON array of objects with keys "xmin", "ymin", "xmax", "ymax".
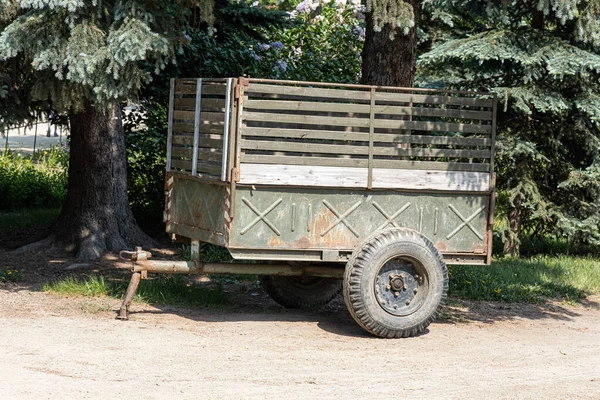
[
  {"xmin": 367, "ymin": 87, "xmax": 376, "ymax": 189},
  {"xmin": 221, "ymin": 78, "xmax": 233, "ymax": 181},
  {"xmin": 192, "ymin": 78, "xmax": 203, "ymax": 176},
  {"xmin": 166, "ymin": 78, "xmax": 175, "ymax": 172}
]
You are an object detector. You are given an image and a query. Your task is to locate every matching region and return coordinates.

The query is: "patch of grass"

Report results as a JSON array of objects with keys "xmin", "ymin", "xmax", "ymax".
[
  {"xmin": 0, "ymin": 268, "xmax": 23, "ymax": 282},
  {"xmin": 449, "ymin": 255, "xmax": 600, "ymax": 303},
  {"xmin": 42, "ymin": 275, "xmax": 231, "ymax": 308},
  {"xmin": 0, "ymin": 208, "xmax": 60, "ymax": 232}
]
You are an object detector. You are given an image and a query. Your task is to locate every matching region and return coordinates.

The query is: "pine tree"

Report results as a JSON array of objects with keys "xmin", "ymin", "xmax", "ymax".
[
  {"xmin": 0, "ymin": 0, "xmax": 189, "ymax": 259},
  {"xmin": 362, "ymin": 0, "xmax": 421, "ymax": 86},
  {"xmin": 418, "ymin": 0, "xmax": 600, "ymax": 255}
]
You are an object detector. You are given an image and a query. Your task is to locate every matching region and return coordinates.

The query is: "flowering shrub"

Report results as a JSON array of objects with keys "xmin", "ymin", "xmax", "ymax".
[{"xmin": 246, "ymin": 0, "xmax": 365, "ymax": 83}]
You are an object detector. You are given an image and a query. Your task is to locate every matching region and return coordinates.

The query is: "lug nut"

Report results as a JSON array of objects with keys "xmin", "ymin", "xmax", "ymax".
[
  {"xmin": 393, "ymin": 305, "xmax": 398, "ymax": 310},
  {"xmin": 413, "ymin": 288, "xmax": 418, "ymax": 294},
  {"xmin": 406, "ymin": 301, "xmax": 410, "ymax": 306},
  {"xmin": 386, "ymin": 285, "xmax": 391, "ymax": 290},
  {"xmin": 394, "ymin": 291, "xmax": 399, "ymax": 297}
]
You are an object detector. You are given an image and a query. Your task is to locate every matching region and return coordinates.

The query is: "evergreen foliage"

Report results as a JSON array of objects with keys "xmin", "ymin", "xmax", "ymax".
[
  {"xmin": 0, "ymin": 0, "xmax": 187, "ymax": 111},
  {"xmin": 418, "ymin": 0, "xmax": 600, "ymax": 253}
]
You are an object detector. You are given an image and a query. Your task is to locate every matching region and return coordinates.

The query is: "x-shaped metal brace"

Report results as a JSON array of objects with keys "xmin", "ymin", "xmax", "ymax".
[
  {"xmin": 372, "ymin": 201, "xmax": 411, "ymax": 231},
  {"xmin": 240, "ymin": 197, "xmax": 282, "ymax": 236},
  {"xmin": 446, "ymin": 204, "xmax": 486, "ymax": 240},
  {"xmin": 321, "ymin": 200, "xmax": 362, "ymax": 238}
]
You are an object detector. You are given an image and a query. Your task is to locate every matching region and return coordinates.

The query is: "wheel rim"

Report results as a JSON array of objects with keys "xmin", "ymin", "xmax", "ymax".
[{"xmin": 373, "ymin": 256, "xmax": 429, "ymax": 317}]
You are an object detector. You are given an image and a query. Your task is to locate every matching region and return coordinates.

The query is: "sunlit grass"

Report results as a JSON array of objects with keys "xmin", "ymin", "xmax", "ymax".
[
  {"xmin": 449, "ymin": 255, "xmax": 600, "ymax": 303},
  {"xmin": 42, "ymin": 275, "xmax": 231, "ymax": 308}
]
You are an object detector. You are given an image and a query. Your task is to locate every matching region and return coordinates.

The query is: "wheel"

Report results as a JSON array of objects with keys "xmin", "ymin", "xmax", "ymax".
[
  {"xmin": 259, "ymin": 275, "xmax": 343, "ymax": 309},
  {"xmin": 343, "ymin": 228, "xmax": 448, "ymax": 338}
]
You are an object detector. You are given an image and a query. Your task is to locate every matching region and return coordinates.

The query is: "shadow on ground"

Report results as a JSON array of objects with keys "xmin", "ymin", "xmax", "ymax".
[{"xmin": 1, "ymin": 247, "xmax": 598, "ymax": 339}]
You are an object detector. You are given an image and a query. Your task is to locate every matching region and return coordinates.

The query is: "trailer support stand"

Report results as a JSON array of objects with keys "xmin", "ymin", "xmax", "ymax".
[{"xmin": 117, "ymin": 271, "xmax": 141, "ymax": 320}]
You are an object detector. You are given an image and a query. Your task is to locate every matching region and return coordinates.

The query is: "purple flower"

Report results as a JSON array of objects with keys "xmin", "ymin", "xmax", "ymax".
[
  {"xmin": 295, "ymin": 0, "xmax": 311, "ymax": 14},
  {"xmin": 250, "ymin": 51, "xmax": 262, "ymax": 61},
  {"xmin": 274, "ymin": 60, "xmax": 288, "ymax": 72},
  {"xmin": 258, "ymin": 43, "xmax": 270, "ymax": 51},
  {"xmin": 270, "ymin": 41, "xmax": 284, "ymax": 51}
]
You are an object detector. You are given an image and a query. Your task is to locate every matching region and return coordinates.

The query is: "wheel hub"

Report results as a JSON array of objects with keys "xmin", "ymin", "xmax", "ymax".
[{"xmin": 374, "ymin": 258, "xmax": 427, "ymax": 316}]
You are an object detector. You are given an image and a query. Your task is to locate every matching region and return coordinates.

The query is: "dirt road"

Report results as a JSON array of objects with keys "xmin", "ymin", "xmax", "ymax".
[{"xmin": 1, "ymin": 284, "xmax": 599, "ymax": 400}]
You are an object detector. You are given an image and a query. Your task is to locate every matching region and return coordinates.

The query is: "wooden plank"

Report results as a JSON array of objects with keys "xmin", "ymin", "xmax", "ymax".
[
  {"xmin": 241, "ymin": 139, "xmax": 369, "ymax": 155},
  {"xmin": 244, "ymin": 111, "xmax": 370, "ymax": 128},
  {"xmin": 240, "ymin": 154, "xmax": 489, "ymax": 172},
  {"xmin": 373, "ymin": 147, "xmax": 491, "ymax": 159},
  {"xmin": 371, "ymin": 159, "xmax": 490, "ymax": 172},
  {"xmin": 174, "ymin": 110, "xmax": 225, "ymax": 122},
  {"xmin": 242, "ymin": 127, "xmax": 491, "ymax": 146},
  {"xmin": 244, "ymin": 99, "xmax": 371, "ymax": 114},
  {"xmin": 375, "ymin": 91, "xmax": 494, "ymax": 107},
  {"xmin": 243, "ymin": 127, "xmax": 369, "ymax": 141},
  {"xmin": 173, "ymin": 123, "xmax": 225, "ymax": 134},
  {"xmin": 196, "ymin": 147, "xmax": 224, "ymax": 163},
  {"xmin": 246, "ymin": 83, "xmax": 372, "ymax": 101},
  {"xmin": 244, "ymin": 99, "xmax": 492, "ymax": 120},
  {"xmin": 196, "ymin": 161, "xmax": 223, "ymax": 175},
  {"xmin": 171, "ymin": 159, "xmax": 193, "ymax": 171},
  {"xmin": 172, "ymin": 135, "xmax": 223, "ymax": 148},
  {"xmin": 174, "ymin": 83, "xmax": 226, "ymax": 96},
  {"xmin": 373, "ymin": 119, "xmax": 492, "ymax": 134},
  {"xmin": 243, "ymin": 112, "xmax": 490, "ymax": 134},
  {"xmin": 238, "ymin": 163, "xmax": 490, "ymax": 191},
  {"xmin": 171, "ymin": 147, "xmax": 194, "ymax": 158},
  {"xmin": 166, "ymin": 78, "xmax": 175, "ymax": 172},
  {"xmin": 241, "ymin": 154, "xmax": 367, "ymax": 168},
  {"xmin": 174, "ymin": 98, "xmax": 225, "ymax": 109}
]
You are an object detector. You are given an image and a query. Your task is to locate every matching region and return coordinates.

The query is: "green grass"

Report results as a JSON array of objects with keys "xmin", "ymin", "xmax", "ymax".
[
  {"xmin": 449, "ymin": 255, "xmax": 600, "ymax": 303},
  {"xmin": 0, "ymin": 208, "xmax": 60, "ymax": 232},
  {"xmin": 42, "ymin": 275, "xmax": 231, "ymax": 308}
]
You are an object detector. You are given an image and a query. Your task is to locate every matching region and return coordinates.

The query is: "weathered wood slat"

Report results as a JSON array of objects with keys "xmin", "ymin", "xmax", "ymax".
[
  {"xmin": 171, "ymin": 147, "xmax": 194, "ymax": 158},
  {"xmin": 373, "ymin": 147, "xmax": 491, "ymax": 159},
  {"xmin": 171, "ymin": 159, "xmax": 193, "ymax": 171},
  {"xmin": 375, "ymin": 92, "xmax": 494, "ymax": 107},
  {"xmin": 374, "ymin": 120, "xmax": 491, "ymax": 134},
  {"xmin": 175, "ymin": 83, "xmax": 227, "ymax": 95},
  {"xmin": 241, "ymin": 139, "xmax": 369, "ymax": 155},
  {"xmin": 174, "ymin": 110, "xmax": 225, "ymax": 122},
  {"xmin": 240, "ymin": 154, "xmax": 490, "ymax": 172},
  {"xmin": 173, "ymin": 123, "xmax": 225, "ymax": 134},
  {"xmin": 244, "ymin": 99, "xmax": 493, "ymax": 120},
  {"xmin": 241, "ymin": 154, "xmax": 368, "ymax": 168},
  {"xmin": 196, "ymin": 161, "xmax": 223, "ymax": 175},
  {"xmin": 244, "ymin": 111, "xmax": 370, "ymax": 128},
  {"xmin": 174, "ymin": 98, "xmax": 225, "ymax": 109},
  {"xmin": 239, "ymin": 164, "xmax": 490, "ymax": 191},
  {"xmin": 242, "ymin": 127, "xmax": 491, "ymax": 146},
  {"xmin": 371, "ymin": 159, "xmax": 490, "ymax": 172},
  {"xmin": 243, "ymin": 112, "xmax": 490, "ymax": 134},
  {"xmin": 172, "ymin": 136, "xmax": 224, "ymax": 148},
  {"xmin": 246, "ymin": 83, "xmax": 372, "ymax": 101}
]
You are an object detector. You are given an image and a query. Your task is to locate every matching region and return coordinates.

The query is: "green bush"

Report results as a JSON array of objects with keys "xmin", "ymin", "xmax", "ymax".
[{"xmin": 0, "ymin": 147, "xmax": 68, "ymax": 210}]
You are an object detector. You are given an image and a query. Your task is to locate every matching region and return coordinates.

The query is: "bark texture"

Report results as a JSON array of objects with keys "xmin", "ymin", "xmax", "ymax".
[
  {"xmin": 503, "ymin": 194, "xmax": 523, "ymax": 258},
  {"xmin": 54, "ymin": 101, "xmax": 153, "ymax": 260},
  {"xmin": 361, "ymin": 0, "xmax": 420, "ymax": 87}
]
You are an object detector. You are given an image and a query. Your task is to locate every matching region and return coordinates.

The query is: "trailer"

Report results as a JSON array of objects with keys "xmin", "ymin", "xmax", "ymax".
[{"xmin": 118, "ymin": 77, "xmax": 497, "ymax": 338}]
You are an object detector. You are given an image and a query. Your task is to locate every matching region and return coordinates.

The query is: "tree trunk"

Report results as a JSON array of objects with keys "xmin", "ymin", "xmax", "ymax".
[
  {"xmin": 361, "ymin": 0, "xmax": 420, "ymax": 87},
  {"xmin": 503, "ymin": 194, "xmax": 523, "ymax": 257},
  {"xmin": 54, "ymin": 101, "xmax": 154, "ymax": 260}
]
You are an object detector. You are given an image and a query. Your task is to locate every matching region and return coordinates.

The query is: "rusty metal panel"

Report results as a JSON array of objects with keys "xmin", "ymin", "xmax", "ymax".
[
  {"xmin": 166, "ymin": 174, "xmax": 229, "ymax": 247},
  {"xmin": 229, "ymin": 186, "xmax": 490, "ymax": 255}
]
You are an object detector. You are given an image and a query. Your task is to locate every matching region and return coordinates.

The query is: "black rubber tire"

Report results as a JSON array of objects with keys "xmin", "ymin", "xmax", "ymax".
[
  {"xmin": 259, "ymin": 275, "xmax": 343, "ymax": 309},
  {"xmin": 343, "ymin": 228, "xmax": 448, "ymax": 338}
]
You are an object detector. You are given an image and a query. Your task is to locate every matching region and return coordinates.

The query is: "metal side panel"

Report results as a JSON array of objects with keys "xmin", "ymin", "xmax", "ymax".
[
  {"xmin": 228, "ymin": 186, "xmax": 490, "ymax": 258},
  {"xmin": 166, "ymin": 174, "xmax": 230, "ymax": 247}
]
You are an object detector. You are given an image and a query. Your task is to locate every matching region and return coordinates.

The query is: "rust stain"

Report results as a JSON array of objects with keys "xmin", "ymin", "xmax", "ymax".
[
  {"xmin": 472, "ymin": 244, "xmax": 485, "ymax": 254},
  {"xmin": 293, "ymin": 236, "xmax": 312, "ymax": 249},
  {"xmin": 435, "ymin": 241, "xmax": 447, "ymax": 251},
  {"xmin": 268, "ymin": 236, "xmax": 286, "ymax": 247}
]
